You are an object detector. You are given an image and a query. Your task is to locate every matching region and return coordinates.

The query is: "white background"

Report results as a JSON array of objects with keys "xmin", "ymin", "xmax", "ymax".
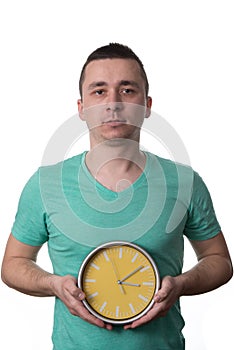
[{"xmin": 0, "ymin": 1, "xmax": 233, "ymax": 349}]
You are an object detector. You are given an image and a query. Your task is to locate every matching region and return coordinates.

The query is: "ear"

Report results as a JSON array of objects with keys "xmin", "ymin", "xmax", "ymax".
[
  {"xmin": 77, "ymin": 99, "xmax": 85, "ymax": 120},
  {"xmin": 145, "ymin": 96, "xmax": 152, "ymax": 118}
]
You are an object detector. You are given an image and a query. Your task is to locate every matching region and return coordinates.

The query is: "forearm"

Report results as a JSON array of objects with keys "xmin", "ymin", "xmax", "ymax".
[
  {"xmin": 176, "ymin": 254, "xmax": 233, "ymax": 296},
  {"xmin": 1, "ymin": 256, "xmax": 57, "ymax": 297}
]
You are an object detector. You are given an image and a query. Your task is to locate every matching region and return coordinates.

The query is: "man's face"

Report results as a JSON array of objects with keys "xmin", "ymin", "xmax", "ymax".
[{"xmin": 78, "ymin": 58, "xmax": 152, "ymax": 146}]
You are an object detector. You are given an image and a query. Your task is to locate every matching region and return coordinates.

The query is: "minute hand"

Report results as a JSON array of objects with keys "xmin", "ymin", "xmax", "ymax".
[{"xmin": 119, "ymin": 265, "xmax": 143, "ymax": 283}]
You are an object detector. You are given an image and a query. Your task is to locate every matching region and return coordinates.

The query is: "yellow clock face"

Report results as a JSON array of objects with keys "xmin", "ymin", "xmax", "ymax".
[{"xmin": 78, "ymin": 241, "xmax": 160, "ymax": 324}]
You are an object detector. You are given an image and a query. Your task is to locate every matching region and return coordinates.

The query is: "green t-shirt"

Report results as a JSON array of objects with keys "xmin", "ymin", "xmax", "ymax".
[{"xmin": 12, "ymin": 152, "xmax": 221, "ymax": 350}]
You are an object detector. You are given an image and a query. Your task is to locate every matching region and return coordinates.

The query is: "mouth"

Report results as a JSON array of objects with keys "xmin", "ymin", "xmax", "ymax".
[{"xmin": 102, "ymin": 120, "xmax": 127, "ymax": 127}]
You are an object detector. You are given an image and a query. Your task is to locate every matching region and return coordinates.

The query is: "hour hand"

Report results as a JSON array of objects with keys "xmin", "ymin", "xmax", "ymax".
[{"xmin": 119, "ymin": 281, "xmax": 140, "ymax": 287}]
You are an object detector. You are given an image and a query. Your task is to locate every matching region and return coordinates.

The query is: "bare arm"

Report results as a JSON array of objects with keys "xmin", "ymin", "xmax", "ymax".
[
  {"xmin": 1, "ymin": 234, "xmax": 54, "ymax": 296},
  {"xmin": 1, "ymin": 234, "xmax": 112, "ymax": 329},
  {"xmin": 125, "ymin": 231, "xmax": 233, "ymax": 329},
  {"xmin": 176, "ymin": 231, "xmax": 233, "ymax": 295}
]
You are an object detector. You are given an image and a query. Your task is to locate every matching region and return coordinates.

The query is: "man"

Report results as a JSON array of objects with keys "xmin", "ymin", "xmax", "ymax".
[{"xmin": 1, "ymin": 43, "xmax": 233, "ymax": 349}]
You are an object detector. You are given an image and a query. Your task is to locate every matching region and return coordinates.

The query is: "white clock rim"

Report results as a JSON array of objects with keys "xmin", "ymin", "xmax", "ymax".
[{"xmin": 77, "ymin": 240, "xmax": 160, "ymax": 325}]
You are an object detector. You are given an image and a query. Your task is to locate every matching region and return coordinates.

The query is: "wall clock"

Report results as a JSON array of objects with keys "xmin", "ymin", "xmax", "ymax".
[{"xmin": 78, "ymin": 241, "xmax": 160, "ymax": 325}]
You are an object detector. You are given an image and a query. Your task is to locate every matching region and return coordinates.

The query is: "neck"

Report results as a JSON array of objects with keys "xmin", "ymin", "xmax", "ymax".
[{"xmin": 85, "ymin": 139, "xmax": 146, "ymax": 191}]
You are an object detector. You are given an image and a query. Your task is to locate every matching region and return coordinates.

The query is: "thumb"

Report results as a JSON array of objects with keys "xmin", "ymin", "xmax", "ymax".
[
  {"xmin": 65, "ymin": 276, "xmax": 86, "ymax": 300},
  {"xmin": 154, "ymin": 276, "xmax": 173, "ymax": 303},
  {"xmin": 77, "ymin": 289, "xmax": 86, "ymax": 300}
]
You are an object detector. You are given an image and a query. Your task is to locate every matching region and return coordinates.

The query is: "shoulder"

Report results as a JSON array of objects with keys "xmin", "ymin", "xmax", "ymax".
[
  {"xmin": 146, "ymin": 152, "xmax": 195, "ymax": 186},
  {"xmin": 39, "ymin": 152, "xmax": 85, "ymax": 172},
  {"xmin": 38, "ymin": 152, "xmax": 85, "ymax": 180},
  {"xmin": 154, "ymin": 153, "xmax": 192, "ymax": 173},
  {"xmin": 145, "ymin": 152, "xmax": 212, "ymax": 207},
  {"xmin": 19, "ymin": 153, "xmax": 86, "ymax": 197}
]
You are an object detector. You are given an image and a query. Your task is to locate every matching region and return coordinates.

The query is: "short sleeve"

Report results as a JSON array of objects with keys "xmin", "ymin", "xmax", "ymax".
[
  {"xmin": 184, "ymin": 172, "xmax": 221, "ymax": 240},
  {"xmin": 11, "ymin": 170, "xmax": 49, "ymax": 246}
]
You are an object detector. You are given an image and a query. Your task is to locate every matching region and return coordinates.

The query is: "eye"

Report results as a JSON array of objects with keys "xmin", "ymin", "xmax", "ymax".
[
  {"xmin": 122, "ymin": 88, "xmax": 134, "ymax": 95},
  {"xmin": 94, "ymin": 89, "xmax": 105, "ymax": 96}
]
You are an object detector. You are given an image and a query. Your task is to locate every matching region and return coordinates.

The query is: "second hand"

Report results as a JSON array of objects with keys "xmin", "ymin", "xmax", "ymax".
[{"xmin": 110, "ymin": 258, "xmax": 125, "ymax": 294}]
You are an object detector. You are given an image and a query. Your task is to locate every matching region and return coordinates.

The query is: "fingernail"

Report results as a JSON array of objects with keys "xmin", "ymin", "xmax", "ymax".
[
  {"xmin": 78, "ymin": 292, "xmax": 85, "ymax": 299},
  {"xmin": 154, "ymin": 296, "xmax": 161, "ymax": 303}
]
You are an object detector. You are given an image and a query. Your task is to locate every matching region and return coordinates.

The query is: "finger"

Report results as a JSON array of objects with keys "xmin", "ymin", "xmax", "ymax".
[
  {"xmin": 64, "ymin": 278, "xmax": 85, "ymax": 299},
  {"xmin": 68, "ymin": 287, "xmax": 85, "ymax": 300},
  {"xmin": 105, "ymin": 323, "xmax": 113, "ymax": 331},
  {"xmin": 77, "ymin": 300, "xmax": 112, "ymax": 330},
  {"xmin": 124, "ymin": 304, "xmax": 162, "ymax": 329},
  {"xmin": 154, "ymin": 277, "xmax": 174, "ymax": 303},
  {"xmin": 59, "ymin": 276, "xmax": 108, "ymax": 328},
  {"xmin": 66, "ymin": 292, "xmax": 109, "ymax": 328},
  {"xmin": 60, "ymin": 288, "xmax": 100, "ymax": 325},
  {"xmin": 70, "ymin": 301, "xmax": 106, "ymax": 328},
  {"xmin": 154, "ymin": 291, "xmax": 166, "ymax": 303}
]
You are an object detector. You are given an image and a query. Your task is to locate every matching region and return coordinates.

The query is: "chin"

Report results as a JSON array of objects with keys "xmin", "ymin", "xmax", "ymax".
[{"xmin": 102, "ymin": 125, "xmax": 140, "ymax": 139}]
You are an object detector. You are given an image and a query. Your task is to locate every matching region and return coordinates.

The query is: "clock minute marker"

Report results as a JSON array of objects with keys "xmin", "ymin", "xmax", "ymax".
[
  {"xmin": 116, "ymin": 306, "xmax": 120, "ymax": 317},
  {"xmin": 91, "ymin": 262, "xmax": 100, "ymax": 270},
  {"xmin": 100, "ymin": 301, "xmax": 107, "ymax": 312},
  {"xmin": 143, "ymin": 282, "xmax": 154, "ymax": 286},
  {"xmin": 129, "ymin": 303, "xmax": 136, "ymax": 314},
  {"xmin": 140, "ymin": 265, "xmax": 150, "ymax": 272},
  {"xmin": 103, "ymin": 251, "xmax": 109, "ymax": 262},
  {"xmin": 138, "ymin": 294, "xmax": 148, "ymax": 302},
  {"xmin": 131, "ymin": 252, "xmax": 138, "ymax": 263},
  {"xmin": 87, "ymin": 292, "xmax": 98, "ymax": 299},
  {"xmin": 85, "ymin": 279, "xmax": 96, "ymax": 283}
]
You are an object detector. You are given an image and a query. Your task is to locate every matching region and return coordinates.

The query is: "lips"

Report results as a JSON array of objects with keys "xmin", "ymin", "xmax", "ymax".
[{"xmin": 102, "ymin": 120, "xmax": 127, "ymax": 126}]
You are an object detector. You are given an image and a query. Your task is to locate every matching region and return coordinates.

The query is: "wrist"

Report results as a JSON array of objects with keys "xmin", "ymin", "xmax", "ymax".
[
  {"xmin": 47, "ymin": 274, "xmax": 63, "ymax": 297},
  {"xmin": 173, "ymin": 275, "xmax": 186, "ymax": 297}
]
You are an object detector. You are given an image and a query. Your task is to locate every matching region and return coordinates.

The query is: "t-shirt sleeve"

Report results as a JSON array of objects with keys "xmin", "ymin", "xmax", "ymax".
[
  {"xmin": 183, "ymin": 171, "xmax": 221, "ymax": 240},
  {"xmin": 11, "ymin": 169, "xmax": 49, "ymax": 246}
]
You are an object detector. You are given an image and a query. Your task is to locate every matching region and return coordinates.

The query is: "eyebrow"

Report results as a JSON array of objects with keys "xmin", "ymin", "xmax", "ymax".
[
  {"xmin": 120, "ymin": 80, "xmax": 140, "ymax": 89},
  {"xmin": 88, "ymin": 81, "xmax": 107, "ymax": 90},
  {"xmin": 87, "ymin": 80, "xmax": 140, "ymax": 90}
]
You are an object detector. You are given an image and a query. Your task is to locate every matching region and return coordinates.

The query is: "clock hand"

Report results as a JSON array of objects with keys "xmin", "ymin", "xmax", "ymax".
[
  {"xmin": 119, "ymin": 282, "xmax": 141, "ymax": 287},
  {"xmin": 119, "ymin": 265, "xmax": 144, "ymax": 283},
  {"xmin": 109, "ymin": 258, "xmax": 125, "ymax": 294}
]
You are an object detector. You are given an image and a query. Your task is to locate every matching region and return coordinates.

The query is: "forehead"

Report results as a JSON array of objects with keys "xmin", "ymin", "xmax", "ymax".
[{"xmin": 83, "ymin": 58, "xmax": 143, "ymax": 86}]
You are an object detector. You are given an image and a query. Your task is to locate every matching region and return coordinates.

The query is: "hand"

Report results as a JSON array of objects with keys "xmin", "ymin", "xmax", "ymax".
[
  {"xmin": 124, "ymin": 275, "xmax": 183, "ymax": 330},
  {"xmin": 51, "ymin": 274, "xmax": 112, "ymax": 330}
]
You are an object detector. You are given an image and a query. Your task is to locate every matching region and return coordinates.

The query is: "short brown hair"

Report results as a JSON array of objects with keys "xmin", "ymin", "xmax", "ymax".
[{"xmin": 79, "ymin": 43, "xmax": 149, "ymax": 99}]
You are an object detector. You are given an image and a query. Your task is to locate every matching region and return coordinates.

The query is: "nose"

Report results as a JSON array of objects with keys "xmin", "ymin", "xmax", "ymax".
[
  {"xmin": 106, "ymin": 90, "xmax": 124, "ymax": 113},
  {"xmin": 106, "ymin": 103, "xmax": 123, "ymax": 113}
]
